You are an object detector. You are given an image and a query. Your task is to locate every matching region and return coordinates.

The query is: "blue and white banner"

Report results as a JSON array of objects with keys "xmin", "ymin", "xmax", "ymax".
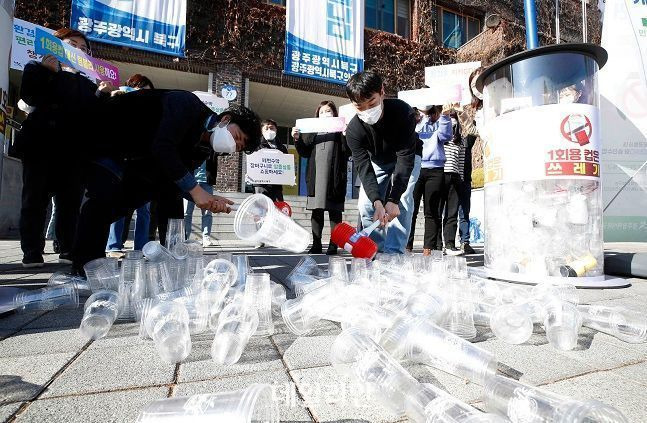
[
  {"xmin": 71, "ymin": 0, "xmax": 186, "ymax": 57},
  {"xmin": 285, "ymin": 0, "xmax": 364, "ymax": 85}
]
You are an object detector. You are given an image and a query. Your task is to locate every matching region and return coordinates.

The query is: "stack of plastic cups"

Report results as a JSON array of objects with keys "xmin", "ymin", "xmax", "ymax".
[
  {"xmin": 270, "ymin": 281, "xmax": 287, "ymax": 316},
  {"xmin": 84, "ymin": 258, "xmax": 120, "ymax": 292},
  {"xmin": 136, "ymin": 383, "xmax": 279, "ymax": 423},
  {"xmin": 233, "ymin": 194, "xmax": 311, "ymax": 252},
  {"xmin": 117, "ymin": 251, "xmax": 146, "ymax": 321},
  {"xmin": 79, "ymin": 290, "xmax": 119, "ymax": 340},
  {"xmin": 578, "ymin": 305, "xmax": 647, "ymax": 343},
  {"xmin": 207, "ymin": 287, "xmax": 244, "ymax": 331},
  {"xmin": 142, "ymin": 260, "xmax": 174, "ymax": 298},
  {"xmin": 165, "ymin": 218, "xmax": 186, "ymax": 255},
  {"xmin": 350, "ymin": 258, "xmax": 370, "ymax": 283},
  {"xmin": 184, "ymin": 240, "xmax": 205, "ymax": 289},
  {"xmin": 174, "ymin": 293, "xmax": 209, "ymax": 335},
  {"xmin": 144, "ymin": 301, "xmax": 192, "ymax": 363},
  {"xmin": 244, "ymin": 273, "xmax": 274, "ymax": 336},
  {"xmin": 13, "ymin": 284, "xmax": 79, "ymax": 313},
  {"xmin": 281, "ymin": 281, "xmax": 342, "ymax": 335},
  {"xmin": 485, "ymin": 375, "xmax": 628, "ymax": 423},
  {"xmin": 328, "ymin": 257, "xmax": 349, "ymax": 285},
  {"xmin": 47, "ymin": 272, "xmax": 91, "ymax": 293},
  {"xmin": 211, "ymin": 294, "xmax": 259, "ymax": 365},
  {"xmin": 233, "ymin": 255, "xmax": 252, "ymax": 290},
  {"xmin": 294, "ymin": 277, "xmax": 331, "ymax": 297},
  {"xmin": 285, "ymin": 256, "xmax": 322, "ymax": 291},
  {"xmin": 543, "ymin": 300, "xmax": 582, "ymax": 351},
  {"xmin": 202, "ymin": 258, "xmax": 238, "ymax": 292},
  {"xmin": 441, "ymin": 276, "xmax": 477, "ymax": 340}
]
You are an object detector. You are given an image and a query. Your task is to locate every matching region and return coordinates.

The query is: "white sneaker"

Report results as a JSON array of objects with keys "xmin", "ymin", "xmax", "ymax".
[{"xmin": 202, "ymin": 235, "xmax": 214, "ymax": 248}]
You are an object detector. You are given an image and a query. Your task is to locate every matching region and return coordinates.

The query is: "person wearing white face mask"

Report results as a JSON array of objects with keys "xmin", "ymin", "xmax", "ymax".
[
  {"xmin": 344, "ymin": 71, "xmax": 421, "ymax": 254},
  {"xmin": 70, "ymin": 91, "xmax": 262, "ymax": 272},
  {"xmin": 292, "ymin": 101, "xmax": 350, "ymax": 255},
  {"xmin": 254, "ymin": 119, "xmax": 288, "ymax": 203}
]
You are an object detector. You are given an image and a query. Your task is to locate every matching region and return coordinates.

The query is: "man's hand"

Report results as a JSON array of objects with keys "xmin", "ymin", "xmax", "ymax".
[
  {"xmin": 213, "ymin": 194, "xmax": 235, "ymax": 213},
  {"xmin": 384, "ymin": 201, "xmax": 400, "ymax": 222},
  {"xmin": 189, "ymin": 185, "xmax": 217, "ymax": 211},
  {"xmin": 41, "ymin": 54, "xmax": 60, "ymax": 73},
  {"xmin": 373, "ymin": 200, "xmax": 388, "ymax": 227},
  {"xmin": 98, "ymin": 81, "xmax": 117, "ymax": 94}
]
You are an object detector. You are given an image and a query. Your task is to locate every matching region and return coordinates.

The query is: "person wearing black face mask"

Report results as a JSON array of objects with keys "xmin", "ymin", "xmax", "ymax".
[
  {"xmin": 71, "ymin": 90, "xmax": 261, "ymax": 271},
  {"xmin": 254, "ymin": 119, "xmax": 288, "ymax": 202}
]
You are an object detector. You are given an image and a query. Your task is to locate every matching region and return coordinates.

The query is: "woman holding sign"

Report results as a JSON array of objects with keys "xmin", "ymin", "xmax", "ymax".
[{"xmin": 292, "ymin": 101, "xmax": 350, "ymax": 255}]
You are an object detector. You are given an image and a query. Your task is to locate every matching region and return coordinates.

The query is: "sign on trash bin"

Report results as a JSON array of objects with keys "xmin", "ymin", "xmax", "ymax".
[{"xmin": 245, "ymin": 149, "xmax": 296, "ymax": 186}]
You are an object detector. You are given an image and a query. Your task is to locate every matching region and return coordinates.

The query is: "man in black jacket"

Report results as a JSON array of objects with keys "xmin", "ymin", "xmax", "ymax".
[
  {"xmin": 72, "ymin": 90, "xmax": 261, "ymax": 270},
  {"xmin": 344, "ymin": 71, "xmax": 421, "ymax": 254}
]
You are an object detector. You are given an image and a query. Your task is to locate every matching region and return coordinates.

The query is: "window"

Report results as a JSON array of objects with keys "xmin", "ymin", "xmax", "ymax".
[
  {"xmin": 266, "ymin": 0, "xmax": 286, "ymax": 6},
  {"xmin": 366, "ymin": 0, "xmax": 411, "ymax": 38},
  {"xmin": 438, "ymin": 7, "xmax": 481, "ymax": 49}
]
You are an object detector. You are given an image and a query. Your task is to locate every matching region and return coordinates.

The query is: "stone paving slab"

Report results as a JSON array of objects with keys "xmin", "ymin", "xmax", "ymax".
[
  {"xmin": 0, "ymin": 402, "xmax": 22, "ymax": 423},
  {"xmin": 0, "ymin": 327, "xmax": 88, "ymax": 358},
  {"xmin": 24, "ymin": 307, "xmax": 86, "ymax": 330},
  {"xmin": 174, "ymin": 369, "xmax": 313, "ymax": 422},
  {"xmin": 14, "ymin": 387, "xmax": 168, "ymax": 423},
  {"xmin": 608, "ymin": 361, "xmax": 647, "ymax": 387},
  {"xmin": 279, "ymin": 335, "xmax": 338, "ymax": 371},
  {"xmin": 0, "ymin": 352, "xmax": 75, "ymax": 404},
  {"xmin": 42, "ymin": 343, "xmax": 175, "ymax": 398}
]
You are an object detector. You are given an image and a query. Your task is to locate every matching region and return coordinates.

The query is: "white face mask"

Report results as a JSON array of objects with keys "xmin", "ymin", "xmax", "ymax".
[
  {"xmin": 263, "ymin": 129, "xmax": 277, "ymax": 141},
  {"xmin": 210, "ymin": 123, "xmax": 237, "ymax": 154},
  {"xmin": 357, "ymin": 103, "xmax": 382, "ymax": 125}
]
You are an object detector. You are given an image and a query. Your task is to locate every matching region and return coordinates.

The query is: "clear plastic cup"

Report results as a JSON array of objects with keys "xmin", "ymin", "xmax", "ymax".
[
  {"xmin": 14, "ymin": 284, "xmax": 79, "ymax": 313},
  {"xmin": 135, "ymin": 297, "xmax": 159, "ymax": 339},
  {"xmin": 83, "ymin": 258, "xmax": 120, "ymax": 292},
  {"xmin": 270, "ymin": 281, "xmax": 287, "ymax": 316},
  {"xmin": 173, "ymin": 293, "xmax": 209, "ymax": 335},
  {"xmin": 244, "ymin": 273, "xmax": 274, "ymax": 336},
  {"xmin": 281, "ymin": 281, "xmax": 340, "ymax": 335},
  {"xmin": 446, "ymin": 256, "xmax": 468, "ymax": 278},
  {"xmin": 203, "ymin": 259, "xmax": 239, "ymax": 291},
  {"xmin": 143, "ymin": 241, "xmax": 175, "ymax": 263},
  {"xmin": 144, "ymin": 301, "xmax": 192, "ymax": 363},
  {"xmin": 47, "ymin": 272, "xmax": 91, "ymax": 293},
  {"xmin": 211, "ymin": 295, "xmax": 259, "ymax": 365},
  {"xmin": 485, "ymin": 375, "xmax": 628, "ymax": 423},
  {"xmin": 184, "ymin": 241, "xmax": 205, "ymax": 289},
  {"xmin": 165, "ymin": 218, "xmax": 186, "ymax": 256},
  {"xmin": 136, "ymin": 383, "xmax": 279, "ymax": 423},
  {"xmin": 328, "ymin": 256, "xmax": 349, "ymax": 283},
  {"xmin": 207, "ymin": 287, "xmax": 244, "ymax": 331},
  {"xmin": 233, "ymin": 194, "xmax": 311, "ymax": 252},
  {"xmin": 578, "ymin": 305, "xmax": 647, "ymax": 344},
  {"xmin": 143, "ymin": 260, "xmax": 174, "ymax": 298},
  {"xmin": 117, "ymin": 254, "xmax": 146, "ymax": 321},
  {"xmin": 440, "ymin": 278, "xmax": 477, "ymax": 340},
  {"xmin": 233, "ymin": 255, "xmax": 252, "ymax": 290},
  {"xmin": 292, "ymin": 274, "xmax": 327, "ymax": 297},
  {"xmin": 531, "ymin": 282, "xmax": 579, "ymax": 305},
  {"xmin": 490, "ymin": 303, "xmax": 535, "ymax": 345},
  {"xmin": 543, "ymin": 300, "xmax": 582, "ymax": 351},
  {"xmin": 79, "ymin": 290, "xmax": 119, "ymax": 340},
  {"xmin": 350, "ymin": 258, "xmax": 370, "ymax": 283}
]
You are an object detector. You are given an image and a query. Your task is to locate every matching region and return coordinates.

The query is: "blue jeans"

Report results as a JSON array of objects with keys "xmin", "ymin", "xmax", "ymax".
[
  {"xmin": 357, "ymin": 155, "xmax": 422, "ymax": 254},
  {"xmin": 106, "ymin": 203, "xmax": 151, "ymax": 251},
  {"xmin": 184, "ymin": 183, "xmax": 214, "ymax": 239},
  {"xmin": 458, "ymin": 180, "xmax": 471, "ymax": 244}
]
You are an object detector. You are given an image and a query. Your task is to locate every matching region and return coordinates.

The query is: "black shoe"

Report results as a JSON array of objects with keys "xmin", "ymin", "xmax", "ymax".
[
  {"xmin": 22, "ymin": 255, "xmax": 45, "ymax": 268},
  {"xmin": 461, "ymin": 242, "xmax": 476, "ymax": 255},
  {"xmin": 445, "ymin": 246, "xmax": 463, "ymax": 256},
  {"xmin": 58, "ymin": 253, "xmax": 73, "ymax": 264},
  {"xmin": 308, "ymin": 244, "xmax": 323, "ymax": 254},
  {"xmin": 53, "ymin": 240, "xmax": 61, "ymax": 254},
  {"xmin": 326, "ymin": 244, "xmax": 338, "ymax": 255}
]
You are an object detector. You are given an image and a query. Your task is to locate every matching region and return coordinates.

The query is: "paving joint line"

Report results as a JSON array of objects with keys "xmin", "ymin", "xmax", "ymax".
[
  {"xmin": 269, "ymin": 335, "xmax": 318, "ymax": 423},
  {"xmin": 0, "ymin": 309, "xmax": 56, "ymax": 341},
  {"xmin": 536, "ymin": 357, "xmax": 647, "ymax": 387},
  {"xmin": 6, "ymin": 339, "xmax": 94, "ymax": 422},
  {"xmin": 167, "ymin": 363, "xmax": 182, "ymax": 397}
]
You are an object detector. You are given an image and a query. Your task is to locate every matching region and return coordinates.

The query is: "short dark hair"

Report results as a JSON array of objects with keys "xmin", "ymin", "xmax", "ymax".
[
  {"xmin": 315, "ymin": 101, "xmax": 338, "ymax": 118},
  {"xmin": 261, "ymin": 119, "xmax": 278, "ymax": 128},
  {"xmin": 218, "ymin": 105, "xmax": 262, "ymax": 153},
  {"xmin": 126, "ymin": 74, "xmax": 155, "ymax": 90},
  {"xmin": 54, "ymin": 28, "xmax": 90, "ymax": 49},
  {"xmin": 346, "ymin": 71, "xmax": 383, "ymax": 103},
  {"xmin": 427, "ymin": 105, "xmax": 443, "ymax": 116}
]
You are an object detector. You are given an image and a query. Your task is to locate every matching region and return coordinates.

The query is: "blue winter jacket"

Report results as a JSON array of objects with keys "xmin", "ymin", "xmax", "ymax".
[{"xmin": 420, "ymin": 114, "xmax": 453, "ymax": 169}]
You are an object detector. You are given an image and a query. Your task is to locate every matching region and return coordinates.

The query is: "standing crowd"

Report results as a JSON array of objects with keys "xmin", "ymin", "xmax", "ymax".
[{"xmin": 15, "ymin": 27, "xmax": 483, "ymax": 274}]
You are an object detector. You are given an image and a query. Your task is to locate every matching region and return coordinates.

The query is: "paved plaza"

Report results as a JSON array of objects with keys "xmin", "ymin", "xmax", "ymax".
[{"xmin": 0, "ymin": 240, "xmax": 646, "ymax": 422}]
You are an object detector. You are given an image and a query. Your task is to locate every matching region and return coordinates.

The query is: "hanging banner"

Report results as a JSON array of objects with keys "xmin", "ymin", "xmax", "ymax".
[
  {"xmin": 424, "ymin": 61, "xmax": 481, "ymax": 106},
  {"xmin": 71, "ymin": 0, "xmax": 186, "ymax": 57},
  {"xmin": 599, "ymin": 0, "xmax": 647, "ymax": 241},
  {"xmin": 285, "ymin": 0, "xmax": 364, "ymax": 85},
  {"xmin": 35, "ymin": 28, "xmax": 120, "ymax": 86},
  {"xmin": 11, "ymin": 18, "xmax": 54, "ymax": 71},
  {"xmin": 245, "ymin": 149, "xmax": 297, "ymax": 186}
]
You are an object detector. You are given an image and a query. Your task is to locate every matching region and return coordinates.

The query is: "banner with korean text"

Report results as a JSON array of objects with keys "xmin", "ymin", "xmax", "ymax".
[
  {"xmin": 11, "ymin": 18, "xmax": 54, "ymax": 71},
  {"xmin": 246, "ymin": 149, "xmax": 297, "ymax": 186},
  {"xmin": 71, "ymin": 0, "xmax": 186, "ymax": 57},
  {"xmin": 285, "ymin": 0, "xmax": 364, "ymax": 85}
]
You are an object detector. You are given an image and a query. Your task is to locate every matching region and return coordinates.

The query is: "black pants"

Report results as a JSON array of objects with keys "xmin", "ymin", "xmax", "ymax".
[
  {"xmin": 458, "ymin": 179, "xmax": 472, "ymax": 244},
  {"xmin": 311, "ymin": 209, "xmax": 342, "ymax": 247},
  {"xmin": 418, "ymin": 168, "xmax": 445, "ymax": 250},
  {"xmin": 255, "ymin": 185, "xmax": 284, "ymax": 202},
  {"xmin": 72, "ymin": 158, "xmax": 183, "ymax": 269},
  {"xmin": 439, "ymin": 172, "xmax": 462, "ymax": 249},
  {"xmin": 20, "ymin": 155, "xmax": 83, "ymax": 259},
  {"xmin": 406, "ymin": 175, "xmax": 425, "ymax": 249}
]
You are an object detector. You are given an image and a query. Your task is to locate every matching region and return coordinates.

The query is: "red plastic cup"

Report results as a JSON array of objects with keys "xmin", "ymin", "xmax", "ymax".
[
  {"xmin": 331, "ymin": 222, "xmax": 378, "ymax": 260},
  {"xmin": 274, "ymin": 201, "xmax": 292, "ymax": 217}
]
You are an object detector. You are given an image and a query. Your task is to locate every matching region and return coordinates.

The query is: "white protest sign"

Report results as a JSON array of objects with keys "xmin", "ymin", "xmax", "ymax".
[
  {"xmin": 192, "ymin": 91, "xmax": 229, "ymax": 114},
  {"xmin": 295, "ymin": 117, "xmax": 346, "ymax": 133},
  {"xmin": 424, "ymin": 61, "xmax": 481, "ymax": 106},
  {"xmin": 338, "ymin": 103, "xmax": 357, "ymax": 125},
  {"xmin": 398, "ymin": 87, "xmax": 462, "ymax": 109},
  {"xmin": 245, "ymin": 149, "xmax": 296, "ymax": 186},
  {"xmin": 11, "ymin": 18, "xmax": 54, "ymax": 71}
]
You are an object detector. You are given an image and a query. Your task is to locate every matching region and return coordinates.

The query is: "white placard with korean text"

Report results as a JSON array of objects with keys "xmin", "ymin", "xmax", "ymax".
[
  {"xmin": 295, "ymin": 117, "xmax": 346, "ymax": 133},
  {"xmin": 245, "ymin": 149, "xmax": 297, "ymax": 186},
  {"xmin": 11, "ymin": 18, "xmax": 54, "ymax": 71},
  {"xmin": 424, "ymin": 61, "xmax": 481, "ymax": 106},
  {"xmin": 192, "ymin": 91, "xmax": 229, "ymax": 114}
]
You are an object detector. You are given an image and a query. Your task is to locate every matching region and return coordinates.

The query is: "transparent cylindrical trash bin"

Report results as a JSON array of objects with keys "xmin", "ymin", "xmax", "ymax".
[{"xmin": 476, "ymin": 44, "xmax": 610, "ymax": 286}]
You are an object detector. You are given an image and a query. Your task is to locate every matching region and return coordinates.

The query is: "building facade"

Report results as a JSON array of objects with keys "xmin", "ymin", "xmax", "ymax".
[{"xmin": 13, "ymin": 0, "xmax": 601, "ymax": 193}]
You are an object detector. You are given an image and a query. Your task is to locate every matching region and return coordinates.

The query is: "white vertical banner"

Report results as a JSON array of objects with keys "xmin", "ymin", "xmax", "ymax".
[
  {"xmin": 284, "ymin": 0, "xmax": 364, "ymax": 85},
  {"xmin": 599, "ymin": 0, "xmax": 647, "ymax": 241}
]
